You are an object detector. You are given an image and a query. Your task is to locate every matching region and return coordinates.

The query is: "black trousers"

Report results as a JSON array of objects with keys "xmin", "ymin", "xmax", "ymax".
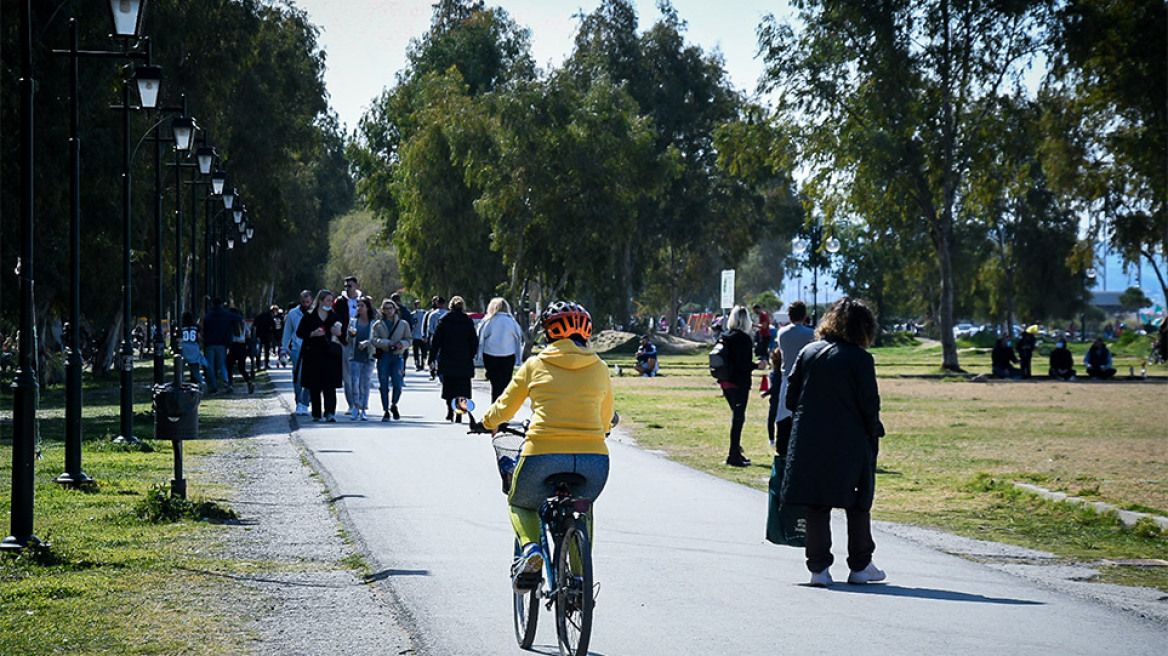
[
  {"xmin": 309, "ymin": 386, "xmax": 337, "ymax": 419},
  {"xmin": 227, "ymin": 342, "xmax": 251, "ymax": 385},
  {"xmin": 483, "ymin": 353, "xmax": 516, "ymax": 402},
  {"xmin": 722, "ymin": 387, "xmax": 749, "ymax": 458},
  {"xmin": 1019, "ymin": 352, "xmax": 1033, "ymax": 378},
  {"xmin": 413, "ymin": 338, "xmax": 428, "ymax": 370},
  {"xmin": 804, "ymin": 505, "xmax": 875, "ymax": 574}
]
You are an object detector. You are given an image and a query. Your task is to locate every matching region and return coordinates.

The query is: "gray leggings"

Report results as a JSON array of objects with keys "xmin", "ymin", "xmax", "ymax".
[{"xmin": 509, "ymin": 453, "xmax": 610, "ymax": 509}]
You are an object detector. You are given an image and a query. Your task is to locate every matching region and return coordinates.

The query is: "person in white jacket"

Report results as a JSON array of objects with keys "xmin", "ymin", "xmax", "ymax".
[
  {"xmin": 282, "ymin": 290, "xmax": 314, "ymax": 415},
  {"xmin": 477, "ymin": 297, "xmax": 526, "ymax": 401}
]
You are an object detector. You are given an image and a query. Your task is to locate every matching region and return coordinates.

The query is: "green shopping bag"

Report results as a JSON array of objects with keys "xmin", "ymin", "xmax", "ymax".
[{"xmin": 766, "ymin": 454, "xmax": 806, "ymax": 547}]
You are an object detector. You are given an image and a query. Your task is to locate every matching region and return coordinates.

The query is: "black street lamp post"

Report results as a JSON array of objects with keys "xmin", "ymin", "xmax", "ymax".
[
  {"xmin": 2, "ymin": 0, "xmax": 41, "ymax": 552},
  {"xmin": 49, "ymin": 8, "xmax": 156, "ymax": 483}
]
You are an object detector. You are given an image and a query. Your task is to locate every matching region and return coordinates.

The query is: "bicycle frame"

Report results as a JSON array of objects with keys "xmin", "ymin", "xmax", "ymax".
[{"xmin": 537, "ymin": 490, "xmax": 592, "ymax": 606}]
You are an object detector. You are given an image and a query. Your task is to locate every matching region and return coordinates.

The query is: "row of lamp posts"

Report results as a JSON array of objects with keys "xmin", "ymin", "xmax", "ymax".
[{"xmin": 4, "ymin": 0, "xmax": 258, "ymax": 551}]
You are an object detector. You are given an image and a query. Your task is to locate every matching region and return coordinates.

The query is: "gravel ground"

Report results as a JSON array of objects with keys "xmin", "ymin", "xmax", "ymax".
[
  {"xmin": 876, "ymin": 521, "xmax": 1168, "ymax": 627},
  {"xmin": 189, "ymin": 376, "xmax": 416, "ymax": 655}
]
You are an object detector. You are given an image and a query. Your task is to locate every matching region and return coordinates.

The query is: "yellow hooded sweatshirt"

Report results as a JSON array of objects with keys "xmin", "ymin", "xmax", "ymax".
[{"xmin": 482, "ymin": 339, "xmax": 614, "ymax": 457}]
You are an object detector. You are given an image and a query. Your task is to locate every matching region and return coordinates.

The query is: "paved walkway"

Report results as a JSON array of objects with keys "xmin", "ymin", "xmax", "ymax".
[{"xmin": 261, "ymin": 365, "xmax": 1166, "ymax": 655}]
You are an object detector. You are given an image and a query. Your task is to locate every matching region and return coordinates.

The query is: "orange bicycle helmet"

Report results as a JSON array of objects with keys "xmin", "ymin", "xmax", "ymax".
[{"xmin": 541, "ymin": 301, "xmax": 593, "ymax": 341}]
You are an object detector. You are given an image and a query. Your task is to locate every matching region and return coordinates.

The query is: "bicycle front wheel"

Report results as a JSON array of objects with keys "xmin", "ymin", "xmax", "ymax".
[{"xmin": 554, "ymin": 518, "xmax": 594, "ymax": 656}]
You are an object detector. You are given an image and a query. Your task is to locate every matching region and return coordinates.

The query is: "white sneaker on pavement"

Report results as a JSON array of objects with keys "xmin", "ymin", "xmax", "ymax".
[
  {"xmin": 809, "ymin": 569, "xmax": 833, "ymax": 587},
  {"xmin": 847, "ymin": 562, "xmax": 886, "ymax": 584}
]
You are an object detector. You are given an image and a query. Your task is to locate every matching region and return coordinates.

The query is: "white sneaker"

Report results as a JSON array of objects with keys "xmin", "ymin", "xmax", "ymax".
[
  {"xmin": 847, "ymin": 562, "xmax": 886, "ymax": 584},
  {"xmin": 295, "ymin": 403, "xmax": 309, "ymax": 416},
  {"xmin": 809, "ymin": 569, "xmax": 833, "ymax": 587},
  {"xmin": 512, "ymin": 543, "xmax": 544, "ymax": 592},
  {"xmin": 359, "ymin": 409, "xmax": 368, "ymax": 421}
]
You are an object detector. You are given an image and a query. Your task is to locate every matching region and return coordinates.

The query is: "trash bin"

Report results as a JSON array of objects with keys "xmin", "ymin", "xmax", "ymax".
[{"xmin": 153, "ymin": 382, "xmax": 201, "ymax": 441}]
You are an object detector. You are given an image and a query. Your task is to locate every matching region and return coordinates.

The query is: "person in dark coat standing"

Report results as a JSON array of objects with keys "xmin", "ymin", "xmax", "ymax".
[
  {"xmin": 1016, "ymin": 325, "xmax": 1038, "ymax": 379},
  {"xmin": 719, "ymin": 305, "xmax": 760, "ymax": 467},
  {"xmin": 296, "ymin": 289, "xmax": 344, "ymax": 422},
  {"xmin": 783, "ymin": 297, "xmax": 886, "ymax": 587},
  {"xmin": 429, "ymin": 295, "xmax": 479, "ymax": 422}
]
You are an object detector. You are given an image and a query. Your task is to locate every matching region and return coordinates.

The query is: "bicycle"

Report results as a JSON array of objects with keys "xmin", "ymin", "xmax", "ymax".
[{"xmin": 456, "ymin": 397, "xmax": 596, "ymax": 656}]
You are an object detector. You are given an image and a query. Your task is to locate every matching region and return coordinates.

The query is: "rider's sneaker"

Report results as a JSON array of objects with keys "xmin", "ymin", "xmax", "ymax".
[
  {"xmin": 809, "ymin": 568, "xmax": 833, "ymax": 587},
  {"xmin": 847, "ymin": 562, "xmax": 886, "ymax": 585},
  {"xmin": 512, "ymin": 543, "xmax": 544, "ymax": 592}
]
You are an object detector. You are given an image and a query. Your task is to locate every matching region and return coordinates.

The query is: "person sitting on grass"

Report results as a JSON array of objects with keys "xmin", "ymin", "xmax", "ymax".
[
  {"xmin": 1084, "ymin": 338, "xmax": 1117, "ymax": 380},
  {"xmin": 991, "ymin": 335, "xmax": 1022, "ymax": 379},
  {"xmin": 1048, "ymin": 340, "xmax": 1076, "ymax": 380},
  {"xmin": 634, "ymin": 335, "xmax": 659, "ymax": 377}
]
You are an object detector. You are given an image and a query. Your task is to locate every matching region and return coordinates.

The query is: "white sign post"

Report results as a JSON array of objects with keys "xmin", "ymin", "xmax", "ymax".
[{"xmin": 720, "ymin": 269, "xmax": 735, "ymax": 310}]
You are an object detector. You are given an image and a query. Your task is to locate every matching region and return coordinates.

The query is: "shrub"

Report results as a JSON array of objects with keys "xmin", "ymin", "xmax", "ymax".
[{"xmin": 134, "ymin": 485, "xmax": 237, "ymax": 524}]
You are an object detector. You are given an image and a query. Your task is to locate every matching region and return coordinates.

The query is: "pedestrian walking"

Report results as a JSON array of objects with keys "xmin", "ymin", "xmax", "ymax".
[
  {"xmin": 372, "ymin": 298, "xmax": 412, "ymax": 421},
  {"xmin": 783, "ymin": 297, "xmax": 886, "ymax": 587},
  {"xmin": 429, "ymin": 295, "xmax": 478, "ymax": 422},
  {"xmin": 226, "ymin": 308, "xmax": 255, "ymax": 393},
  {"xmin": 1017, "ymin": 325, "xmax": 1038, "ymax": 379},
  {"xmin": 775, "ymin": 300, "xmax": 814, "ymax": 453},
  {"xmin": 477, "ymin": 296, "xmax": 525, "ymax": 402},
  {"xmin": 424, "ymin": 296, "xmax": 448, "ymax": 379},
  {"xmin": 202, "ymin": 298, "xmax": 243, "ymax": 394},
  {"xmin": 333, "ymin": 275, "xmax": 363, "ymax": 416},
  {"xmin": 282, "ymin": 290, "xmax": 314, "ymax": 415},
  {"xmin": 411, "ymin": 300, "xmax": 428, "ymax": 371},
  {"xmin": 179, "ymin": 312, "xmax": 207, "ymax": 390},
  {"xmin": 297, "ymin": 289, "xmax": 344, "ymax": 422},
  {"xmin": 718, "ymin": 305, "xmax": 760, "ymax": 467},
  {"xmin": 253, "ymin": 305, "xmax": 277, "ymax": 370},
  {"xmin": 347, "ymin": 297, "xmax": 377, "ymax": 421}
]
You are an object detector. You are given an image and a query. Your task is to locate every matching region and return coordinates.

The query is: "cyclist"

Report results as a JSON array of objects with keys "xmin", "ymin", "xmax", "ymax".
[{"xmin": 474, "ymin": 301, "xmax": 615, "ymax": 591}]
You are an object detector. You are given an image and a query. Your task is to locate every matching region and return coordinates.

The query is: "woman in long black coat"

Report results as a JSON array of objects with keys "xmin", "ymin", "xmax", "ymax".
[
  {"xmin": 783, "ymin": 297, "xmax": 885, "ymax": 587},
  {"xmin": 429, "ymin": 295, "xmax": 479, "ymax": 422},
  {"xmin": 296, "ymin": 289, "xmax": 344, "ymax": 422}
]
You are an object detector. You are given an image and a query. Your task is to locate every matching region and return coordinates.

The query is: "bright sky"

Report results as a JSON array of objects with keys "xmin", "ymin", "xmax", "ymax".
[{"xmin": 291, "ymin": 0, "xmax": 786, "ymax": 132}]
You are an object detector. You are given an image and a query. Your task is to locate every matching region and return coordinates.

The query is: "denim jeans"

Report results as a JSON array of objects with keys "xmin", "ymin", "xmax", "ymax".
[
  {"xmin": 205, "ymin": 345, "xmax": 229, "ymax": 391},
  {"xmin": 289, "ymin": 343, "xmax": 308, "ymax": 406},
  {"xmin": 349, "ymin": 359, "xmax": 373, "ymax": 411},
  {"xmin": 377, "ymin": 353, "xmax": 404, "ymax": 411}
]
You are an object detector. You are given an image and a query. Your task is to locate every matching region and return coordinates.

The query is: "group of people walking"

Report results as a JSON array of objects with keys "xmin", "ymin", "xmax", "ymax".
[{"xmin": 275, "ymin": 277, "xmax": 526, "ymax": 424}]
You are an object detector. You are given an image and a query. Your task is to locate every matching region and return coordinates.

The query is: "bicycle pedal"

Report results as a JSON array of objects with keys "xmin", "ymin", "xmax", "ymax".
[{"xmin": 513, "ymin": 573, "xmax": 541, "ymax": 591}]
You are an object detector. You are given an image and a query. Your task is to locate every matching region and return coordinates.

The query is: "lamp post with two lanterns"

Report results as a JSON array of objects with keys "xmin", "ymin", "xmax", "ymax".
[{"xmin": 791, "ymin": 219, "xmax": 841, "ymax": 326}]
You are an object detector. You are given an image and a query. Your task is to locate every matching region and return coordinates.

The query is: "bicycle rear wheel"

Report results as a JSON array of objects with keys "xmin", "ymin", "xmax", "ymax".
[{"xmin": 554, "ymin": 518, "xmax": 594, "ymax": 656}]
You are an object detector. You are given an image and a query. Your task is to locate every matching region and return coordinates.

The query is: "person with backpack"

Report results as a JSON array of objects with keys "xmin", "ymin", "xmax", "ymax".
[{"xmin": 713, "ymin": 305, "xmax": 760, "ymax": 467}]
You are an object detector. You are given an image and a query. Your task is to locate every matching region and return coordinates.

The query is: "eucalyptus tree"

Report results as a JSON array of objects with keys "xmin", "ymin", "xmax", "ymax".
[
  {"xmin": 1043, "ymin": 0, "xmax": 1168, "ymax": 302},
  {"xmin": 350, "ymin": 0, "xmax": 534, "ymax": 302},
  {"xmin": 758, "ymin": 0, "xmax": 1049, "ymax": 370}
]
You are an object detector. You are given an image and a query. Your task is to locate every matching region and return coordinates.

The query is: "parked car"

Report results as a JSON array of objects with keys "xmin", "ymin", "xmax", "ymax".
[{"xmin": 953, "ymin": 322, "xmax": 978, "ymax": 338}]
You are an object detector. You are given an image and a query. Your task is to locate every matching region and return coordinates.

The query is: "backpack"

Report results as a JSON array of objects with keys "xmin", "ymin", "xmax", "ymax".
[{"xmin": 709, "ymin": 337, "xmax": 732, "ymax": 382}]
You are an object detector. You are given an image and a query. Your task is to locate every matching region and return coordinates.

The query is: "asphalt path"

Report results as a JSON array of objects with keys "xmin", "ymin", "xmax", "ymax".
[{"xmin": 269, "ymin": 366, "xmax": 1165, "ymax": 655}]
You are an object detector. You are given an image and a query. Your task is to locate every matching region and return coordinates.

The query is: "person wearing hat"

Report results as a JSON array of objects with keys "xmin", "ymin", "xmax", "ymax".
[{"xmin": 1016, "ymin": 325, "xmax": 1039, "ymax": 379}]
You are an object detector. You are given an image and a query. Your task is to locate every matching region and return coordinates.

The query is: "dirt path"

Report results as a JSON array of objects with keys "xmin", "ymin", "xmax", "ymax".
[{"xmin": 190, "ymin": 374, "xmax": 415, "ymax": 654}]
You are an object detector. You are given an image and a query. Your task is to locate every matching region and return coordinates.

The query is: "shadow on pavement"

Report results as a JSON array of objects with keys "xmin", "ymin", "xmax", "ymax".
[
  {"xmin": 367, "ymin": 569, "xmax": 431, "ymax": 581},
  {"xmin": 826, "ymin": 583, "xmax": 1044, "ymax": 605}
]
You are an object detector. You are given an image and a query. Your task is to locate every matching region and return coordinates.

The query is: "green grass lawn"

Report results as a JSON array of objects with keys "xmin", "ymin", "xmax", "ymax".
[
  {"xmin": 0, "ymin": 363, "xmax": 269, "ymax": 654},
  {"xmin": 603, "ymin": 339, "xmax": 1168, "ymax": 590}
]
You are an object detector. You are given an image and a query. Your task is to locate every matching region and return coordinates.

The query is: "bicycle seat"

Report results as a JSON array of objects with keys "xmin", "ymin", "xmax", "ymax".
[{"xmin": 544, "ymin": 472, "xmax": 587, "ymax": 492}]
